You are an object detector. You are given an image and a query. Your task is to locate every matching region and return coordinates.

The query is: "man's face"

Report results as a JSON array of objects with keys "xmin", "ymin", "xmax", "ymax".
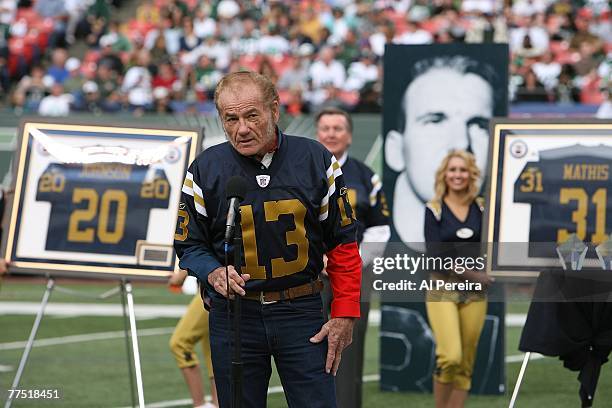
[
  {"xmin": 316, "ymin": 114, "xmax": 352, "ymax": 157},
  {"xmin": 217, "ymin": 82, "xmax": 279, "ymax": 158},
  {"xmin": 403, "ymin": 68, "xmax": 492, "ymax": 201}
]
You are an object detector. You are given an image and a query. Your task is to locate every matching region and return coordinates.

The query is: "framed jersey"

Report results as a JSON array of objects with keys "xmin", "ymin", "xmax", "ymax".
[
  {"xmin": 2, "ymin": 121, "xmax": 201, "ymax": 279},
  {"xmin": 484, "ymin": 120, "xmax": 612, "ymax": 277}
]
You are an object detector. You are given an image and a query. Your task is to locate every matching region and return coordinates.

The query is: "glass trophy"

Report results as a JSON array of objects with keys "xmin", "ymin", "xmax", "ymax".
[
  {"xmin": 556, "ymin": 234, "xmax": 587, "ymax": 271},
  {"xmin": 595, "ymin": 235, "xmax": 612, "ymax": 271}
]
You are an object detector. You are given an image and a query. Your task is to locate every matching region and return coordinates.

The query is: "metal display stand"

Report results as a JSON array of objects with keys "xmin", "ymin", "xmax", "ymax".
[
  {"xmin": 4, "ymin": 277, "xmax": 146, "ymax": 408},
  {"xmin": 231, "ymin": 232, "xmax": 243, "ymax": 408},
  {"xmin": 509, "ymin": 352, "xmax": 531, "ymax": 408}
]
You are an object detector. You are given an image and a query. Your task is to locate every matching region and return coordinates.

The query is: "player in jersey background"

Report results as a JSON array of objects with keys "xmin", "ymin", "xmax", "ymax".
[
  {"xmin": 168, "ymin": 269, "xmax": 218, "ymax": 408},
  {"xmin": 174, "ymin": 72, "xmax": 362, "ymax": 407},
  {"xmin": 513, "ymin": 145, "xmax": 612, "ymax": 257},
  {"xmin": 36, "ymin": 162, "xmax": 170, "ymax": 256},
  {"xmin": 315, "ymin": 107, "xmax": 390, "ymax": 408}
]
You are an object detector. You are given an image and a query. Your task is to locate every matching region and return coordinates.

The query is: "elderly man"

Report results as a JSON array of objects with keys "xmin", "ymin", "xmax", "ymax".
[
  {"xmin": 316, "ymin": 107, "xmax": 390, "ymax": 408},
  {"xmin": 174, "ymin": 71, "xmax": 362, "ymax": 408}
]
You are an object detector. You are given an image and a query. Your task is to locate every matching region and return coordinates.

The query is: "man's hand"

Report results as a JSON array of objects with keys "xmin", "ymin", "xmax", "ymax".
[
  {"xmin": 0, "ymin": 259, "xmax": 8, "ymax": 275},
  {"xmin": 320, "ymin": 254, "xmax": 328, "ymax": 277},
  {"xmin": 167, "ymin": 269, "xmax": 188, "ymax": 287},
  {"xmin": 207, "ymin": 266, "xmax": 250, "ymax": 298},
  {"xmin": 309, "ymin": 317, "xmax": 356, "ymax": 375}
]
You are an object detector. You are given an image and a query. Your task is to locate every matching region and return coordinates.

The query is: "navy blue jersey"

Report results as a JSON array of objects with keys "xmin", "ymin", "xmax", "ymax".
[
  {"xmin": 341, "ymin": 156, "xmax": 389, "ymax": 243},
  {"xmin": 36, "ymin": 162, "xmax": 171, "ymax": 255},
  {"xmin": 425, "ymin": 201, "xmax": 483, "ymax": 244},
  {"xmin": 425, "ymin": 200, "xmax": 484, "ymax": 264},
  {"xmin": 174, "ymin": 132, "xmax": 358, "ymax": 293},
  {"xmin": 513, "ymin": 145, "xmax": 611, "ymax": 254}
]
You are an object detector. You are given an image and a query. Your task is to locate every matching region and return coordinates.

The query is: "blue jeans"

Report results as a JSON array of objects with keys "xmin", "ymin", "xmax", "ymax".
[{"xmin": 209, "ymin": 294, "xmax": 336, "ymax": 408}]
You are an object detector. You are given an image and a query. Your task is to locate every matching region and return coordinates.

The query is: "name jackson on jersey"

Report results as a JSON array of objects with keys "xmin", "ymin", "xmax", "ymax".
[{"xmin": 36, "ymin": 162, "xmax": 170, "ymax": 255}]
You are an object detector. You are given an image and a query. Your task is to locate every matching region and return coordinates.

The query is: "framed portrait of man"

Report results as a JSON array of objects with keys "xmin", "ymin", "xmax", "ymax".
[
  {"xmin": 380, "ymin": 44, "xmax": 509, "ymax": 395},
  {"xmin": 383, "ymin": 43, "xmax": 508, "ymax": 245},
  {"xmin": 485, "ymin": 119, "xmax": 612, "ymax": 277},
  {"xmin": 2, "ymin": 121, "xmax": 200, "ymax": 279}
]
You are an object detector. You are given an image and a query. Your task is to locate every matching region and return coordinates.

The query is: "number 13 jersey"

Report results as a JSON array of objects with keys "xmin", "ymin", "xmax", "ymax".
[{"xmin": 174, "ymin": 132, "xmax": 358, "ymax": 293}]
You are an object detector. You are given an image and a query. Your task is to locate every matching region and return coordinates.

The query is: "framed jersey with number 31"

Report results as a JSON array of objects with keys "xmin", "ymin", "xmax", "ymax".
[
  {"xmin": 484, "ymin": 119, "xmax": 612, "ymax": 278},
  {"xmin": 2, "ymin": 121, "xmax": 201, "ymax": 279}
]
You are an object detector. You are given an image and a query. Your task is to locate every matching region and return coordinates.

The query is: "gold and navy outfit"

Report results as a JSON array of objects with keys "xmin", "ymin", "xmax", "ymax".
[{"xmin": 424, "ymin": 199, "xmax": 487, "ymax": 391}]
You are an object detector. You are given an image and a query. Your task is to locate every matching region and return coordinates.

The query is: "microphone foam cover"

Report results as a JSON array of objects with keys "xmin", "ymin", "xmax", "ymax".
[{"xmin": 225, "ymin": 175, "xmax": 248, "ymax": 201}]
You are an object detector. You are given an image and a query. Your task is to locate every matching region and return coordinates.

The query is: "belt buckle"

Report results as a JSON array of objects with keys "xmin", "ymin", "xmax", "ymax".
[{"xmin": 260, "ymin": 291, "xmax": 277, "ymax": 305}]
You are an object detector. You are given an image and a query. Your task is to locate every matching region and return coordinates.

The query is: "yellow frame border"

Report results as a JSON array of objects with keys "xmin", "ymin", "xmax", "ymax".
[
  {"xmin": 486, "ymin": 122, "xmax": 612, "ymax": 278},
  {"xmin": 3, "ymin": 121, "xmax": 200, "ymax": 279}
]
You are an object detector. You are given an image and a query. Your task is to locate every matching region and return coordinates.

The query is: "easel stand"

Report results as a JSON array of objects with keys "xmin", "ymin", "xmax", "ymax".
[
  {"xmin": 4, "ymin": 277, "xmax": 146, "ymax": 408},
  {"xmin": 509, "ymin": 352, "xmax": 531, "ymax": 408}
]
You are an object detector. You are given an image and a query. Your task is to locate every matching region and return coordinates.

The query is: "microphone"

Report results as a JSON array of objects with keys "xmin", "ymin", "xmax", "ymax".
[{"xmin": 224, "ymin": 175, "xmax": 248, "ymax": 244}]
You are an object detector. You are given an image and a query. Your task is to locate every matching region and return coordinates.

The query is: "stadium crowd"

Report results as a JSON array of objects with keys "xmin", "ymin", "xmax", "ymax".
[{"xmin": 0, "ymin": 0, "xmax": 609, "ymax": 117}]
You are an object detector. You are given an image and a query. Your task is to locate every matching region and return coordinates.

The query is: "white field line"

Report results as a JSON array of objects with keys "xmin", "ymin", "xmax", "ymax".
[
  {"xmin": 133, "ymin": 364, "xmax": 542, "ymax": 408},
  {"xmin": 0, "ymin": 303, "xmax": 541, "ymax": 408},
  {"xmin": 0, "ymin": 302, "xmax": 188, "ymax": 318},
  {"xmin": 121, "ymin": 375, "xmax": 384, "ymax": 408},
  {"xmin": 0, "ymin": 303, "xmax": 528, "ymax": 327},
  {"xmin": 506, "ymin": 353, "xmax": 544, "ymax": 363},
  {"xmin": 0, "ymin": 327, "xmax": 174, "ymax": 351}
]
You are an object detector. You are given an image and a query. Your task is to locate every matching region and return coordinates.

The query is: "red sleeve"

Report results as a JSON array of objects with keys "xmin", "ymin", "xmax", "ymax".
[{"xmin": 326, "ymin": 241, "xmax": 362, "ymax": 318}]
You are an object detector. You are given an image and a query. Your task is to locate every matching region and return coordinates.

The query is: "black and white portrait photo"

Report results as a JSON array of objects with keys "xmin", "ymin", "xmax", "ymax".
[{"xmin": 383, "ymin": 44, "xmax": 508, "ymax": 245}]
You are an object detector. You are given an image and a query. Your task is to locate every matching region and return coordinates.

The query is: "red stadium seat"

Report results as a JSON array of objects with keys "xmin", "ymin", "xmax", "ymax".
[
  {"xmin": 385, "ymin": 10, "xmax": 408, "ymax": 35},
  {"xmin": 420, "ymin": 19, "xmax": 439, "ymax": 34},
  {"xmin": 339, "ymin": 90, "xmax": 359, "ymax": 107},
  {"xmin": 84, "ymin": 50, "xmax": 101, "ymax": 63},
  {"xmin": 239, "ymin": 55, "xmax": 263, "ymax": 72},
  {"xmin": 270, "ymin": 55, "xmax": 295, "ymax": 77},
  {"xmin": 580, "ymin": 77, "xmax": 604, "ymax": 105},
  {"xmin": 278, "ymin": 89, "xmax": 291, "ymax": 105}
]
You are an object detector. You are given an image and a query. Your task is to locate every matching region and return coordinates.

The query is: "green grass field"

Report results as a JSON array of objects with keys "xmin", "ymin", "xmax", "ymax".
[{"xmin": 1, "ymin": 279, "xmax": 611, "ymax": 407}]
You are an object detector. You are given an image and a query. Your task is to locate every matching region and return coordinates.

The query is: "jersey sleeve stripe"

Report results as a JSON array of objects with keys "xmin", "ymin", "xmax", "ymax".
[
  {"xmin": 182, "ymin": 171, "xmax": 207, "ymax": 217},
  {"xmin": 194, "ymin": 200, "xmax": 207, "ymax": 217},
  {"xmin": 369, "ymin": 174, "xmax": 382, "ymax": 206},
  {"xmin": 182, "ymin": 184, "xmax": 194, "ymax": 196},
  {"xmin": 192, "ymin": 182, "xmax": 207, "ymax": 216},
  {"xmin": 319, "ymin": 203, "xmax": 329, "ymax": 220},
  {"xmin": 319, "ymin": 156, "xmax": 344, "ymax": 221},
  {"xmin": 182, "ymin": 172, "xmax": 195, "ymax": 196}
]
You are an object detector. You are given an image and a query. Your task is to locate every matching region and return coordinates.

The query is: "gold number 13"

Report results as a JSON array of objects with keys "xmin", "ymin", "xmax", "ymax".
[{"xmin": 241, "ymin": 199, "xmax": 309, "ymax": 280}]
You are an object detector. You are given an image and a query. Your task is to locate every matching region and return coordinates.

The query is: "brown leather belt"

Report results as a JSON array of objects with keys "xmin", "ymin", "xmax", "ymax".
[{"xmin": 244, "ymin": 280, "xmax": 324, "ymax": 304}]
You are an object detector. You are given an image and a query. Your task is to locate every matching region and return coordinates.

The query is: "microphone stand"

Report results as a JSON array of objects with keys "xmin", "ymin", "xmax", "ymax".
[{"xmin": 231, "ymin": 213, "xmax": 243, "ymax": 408}]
